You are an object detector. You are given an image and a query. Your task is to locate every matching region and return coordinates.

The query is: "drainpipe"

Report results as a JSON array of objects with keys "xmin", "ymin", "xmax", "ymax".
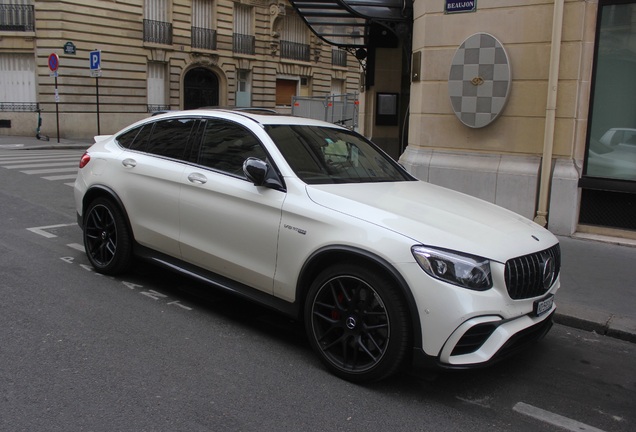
[{"xmin": 534, "ymin": 0, "xmax": 565, "ymax": 227}]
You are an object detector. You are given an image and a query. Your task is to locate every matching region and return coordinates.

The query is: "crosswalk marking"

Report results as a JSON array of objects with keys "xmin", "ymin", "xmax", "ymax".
[
  {"xmin": 43, "ymin": 174, "xmax": 78, "ymax": 181},
  {"xmin": 0, "ymin": 155, "xmax": 82, "ymax": 163},
  {"xmin": 0, "ymin": 149, "xmax": 84, "ymax": 186},
  {"xmin": 22, "ymin": 167, "xmax": 78, "ymax": 174},
  {"xmin": 0, "ymin": 156, "xmax": 81, "ymax": 165},
  {"xmin": 4, "ymin": 161, "xmax": 78, "ymax": 169}
]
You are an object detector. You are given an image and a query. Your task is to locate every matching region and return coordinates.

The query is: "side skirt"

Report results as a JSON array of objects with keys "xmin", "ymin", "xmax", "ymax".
[{"xmin": 133, "ymin": 244, "xmax": 300, "ymax": 318}]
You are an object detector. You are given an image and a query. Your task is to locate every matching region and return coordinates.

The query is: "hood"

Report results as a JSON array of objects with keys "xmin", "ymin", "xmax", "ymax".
[{"xmin": 306, "ymin": 181, "xmax": 557, "ymax": 263}]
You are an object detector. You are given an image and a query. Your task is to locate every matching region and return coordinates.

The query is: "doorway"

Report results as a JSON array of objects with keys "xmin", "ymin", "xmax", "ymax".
[{"xmin": 184, "ymin": 67, "xmax": 219, "ymax": 109}]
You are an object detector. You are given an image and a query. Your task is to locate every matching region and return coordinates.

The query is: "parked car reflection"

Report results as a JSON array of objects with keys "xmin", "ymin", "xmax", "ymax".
[{"xmin": 587, "ymin": 128, "xmax": 636, "ymax": 181}]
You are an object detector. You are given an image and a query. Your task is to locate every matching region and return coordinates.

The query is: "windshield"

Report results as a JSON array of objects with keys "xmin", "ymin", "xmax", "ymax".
[{"xmin": 264, "ymin": 125, "xmax": 412, "ymax": 184}]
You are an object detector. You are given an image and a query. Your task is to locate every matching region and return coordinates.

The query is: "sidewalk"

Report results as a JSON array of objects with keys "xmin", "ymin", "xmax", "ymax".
[
  {"xmin": 555, "ymin": 234, "xmax": 636, "ymax": 343},
  {"xmin": 0, "ymin": 134, "xmax": 92, "ymax": 150},
  {"xmin": 2, "ymin": 134, "xmax": 636, "ymax": 343}
]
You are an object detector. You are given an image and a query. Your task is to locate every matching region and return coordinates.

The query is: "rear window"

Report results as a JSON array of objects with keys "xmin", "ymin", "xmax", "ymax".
[{"xmin": 116, "ymin": 118, "xmax": 198, "ymax": 160}]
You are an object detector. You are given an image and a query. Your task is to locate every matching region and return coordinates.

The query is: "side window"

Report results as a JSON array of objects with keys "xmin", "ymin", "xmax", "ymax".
[
  {"xmin": 116, "ymin": 123, "xmax": 152, "ymax": 151},
  {"xmin": 198, "ymin": 120, "xmax": 267, "ymax": 177},
  {"xmin": 146, "ymin": 118, "xmax": 197, "ymax": 160}
]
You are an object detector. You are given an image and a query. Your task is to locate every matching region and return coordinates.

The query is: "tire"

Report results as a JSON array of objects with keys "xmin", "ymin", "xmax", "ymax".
[
  {"xmin": 83, "ymin": 197, "xmax": 133, "ymax": 275},
  {"xmin": 304, "ymin": 263, "xmax": 410, "ymax": 383}
]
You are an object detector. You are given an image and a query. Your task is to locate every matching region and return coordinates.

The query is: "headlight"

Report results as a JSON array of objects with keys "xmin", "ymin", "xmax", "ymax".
[{"xmin": 412, "ymin": 245, "xmax": 492, "ymax": 291}]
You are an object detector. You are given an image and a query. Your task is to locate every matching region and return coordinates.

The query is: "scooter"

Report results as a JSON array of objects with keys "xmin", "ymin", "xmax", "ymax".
[{"xmin": 36, "ymin": 109, "xmax": 50, "ymax": 141}]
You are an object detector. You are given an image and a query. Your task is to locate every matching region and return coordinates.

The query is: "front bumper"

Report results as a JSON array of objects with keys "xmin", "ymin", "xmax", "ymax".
[{"xmin": 410, "ymin": 310, "xmax": 555, "ymax": 371}]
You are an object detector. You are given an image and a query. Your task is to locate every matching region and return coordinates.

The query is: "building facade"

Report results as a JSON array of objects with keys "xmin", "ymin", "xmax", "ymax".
[
  {"xmin": 3, "ymin": 0, "xmax": 636, "ymax": 239},
  {"xmin": 400, "ymin": 0, "xmax": 636, "ymax": 238},
  {"xmin": 0, "ymin": 0, "xmax": 361, "ymax": 138}
]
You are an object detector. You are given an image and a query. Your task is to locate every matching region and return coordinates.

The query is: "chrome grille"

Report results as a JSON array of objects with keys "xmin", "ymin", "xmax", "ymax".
[{"xmin": 504, "ymin": 244, "xmax": 561, "ymax": 299}]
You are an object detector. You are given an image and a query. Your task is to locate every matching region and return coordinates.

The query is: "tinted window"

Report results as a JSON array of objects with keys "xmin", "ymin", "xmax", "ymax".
[
  {"xmin": 265, "ymin": 125, "xmax": 412, "ymax": 184},
  {"xmin": 584, "ymin": 2, "xmax": 636, "ymax": 182},
  {"xmin": 117, "ymin": 123, "xmax": 152, "ymax": 151},
  {"xmin": 146, "ymin": 118, "xmax": 197, "ymax": 160},
  {"xmin": 198, "ymin": 120, "xmax": 267, "ymax": 177}
]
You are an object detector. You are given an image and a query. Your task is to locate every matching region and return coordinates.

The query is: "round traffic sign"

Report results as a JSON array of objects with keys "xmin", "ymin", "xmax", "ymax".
[{"xmin": 48, "ymin": 53, "xmax": 59, "ymax": 72}]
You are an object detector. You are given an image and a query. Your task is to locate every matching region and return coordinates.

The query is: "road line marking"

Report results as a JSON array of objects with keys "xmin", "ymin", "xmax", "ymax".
[
  {"xmin": 5, "ymin": 161, "xmax": 78, "ymax": 169},
  {"xmin": 67, "ymin": 243, "xmax": 84, "ymax": 252},
  {"xmin": 513, "ymin": 402, "xmax": 607, "ymax": 432},
  {"xmin": 0, "ymin": 152, "xmax": 80, "ymax": 159},
  {"xmin": 0, "ymin": 156, "xmax": 80, "ymax": 163},
  {"xmin": 43, "ymin": 174, "xmax": 77, "ymax": 181},
  {"xmin": 27, "ymin": 223, "xmax": 77, "ymax": 238},
  {"xmin": 22, "ymin": 167, "xmax": 78, "ymax": 174}
]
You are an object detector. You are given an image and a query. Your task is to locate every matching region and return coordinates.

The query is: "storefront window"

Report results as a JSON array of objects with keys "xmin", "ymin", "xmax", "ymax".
[{"xmin": 585, "ymin": 2, "xmax": 636, "ymax": 182}]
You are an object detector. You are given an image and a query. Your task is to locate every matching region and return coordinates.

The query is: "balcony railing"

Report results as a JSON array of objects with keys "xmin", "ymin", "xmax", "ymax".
[
  {"xmin": 281, "ymin": 40, "xmax": 310, "ymax": 62},
  {"xmin": 143, "ymin": 19, "xmax": 173, "ymax": 45},
  {"xmin": 192, "ymin": 26, "xmax": 217, "ymax": 50},
  {"xmin": 0, "ymin": 102, "xmax": 38, "ymax": 112},
  {"xmin": 233, "ymin": 33, "xmax": 255, "ymax": 55},
  {"xmin": 332, "ymin": 49, "xmax": 347, "ymax": 67},
  {"xmin": 0, "ymin": 4, "xmax": 34, "ymax": 31}
]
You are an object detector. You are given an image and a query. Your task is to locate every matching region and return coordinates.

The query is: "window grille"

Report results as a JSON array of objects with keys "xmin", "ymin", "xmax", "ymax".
[
  {"xmin": 281, "ymin": 13, "xmax": 310, "ymax": 61},
  {"xmin": 233, "ymin": 4, "xmax": 255, "ymax": 54},
  {"xmin": 0, "ymin": 2, "xmax": 34, "ymax": 32},
  {"xmin": 0, "ymin": 53, "xmax": 36, "ymax": 111},
  {"xmin": 147, "ymin": 62, "xmax": 168, "ymax": 110},
  {"xmin": 332, "ymin": 49, "xmax": 347, "ymax": 67},
  {"xmin": 143, "ymin": 0, "xmax": 172, "ymax": 44},
  {"xmin": 192, "ymin": 0, "xmax": 216, "ymax": 49}
]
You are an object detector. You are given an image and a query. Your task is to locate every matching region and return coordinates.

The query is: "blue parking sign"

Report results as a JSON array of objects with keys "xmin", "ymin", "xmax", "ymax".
[{"xmin": 90, "ymin": 50, "xmax": 101, "ymax": 70}]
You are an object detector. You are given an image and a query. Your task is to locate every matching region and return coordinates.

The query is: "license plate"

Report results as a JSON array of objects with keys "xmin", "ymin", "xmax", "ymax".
[{"xmin": 534, "ymin": 295, "xmax": 554, "ymax": 317}]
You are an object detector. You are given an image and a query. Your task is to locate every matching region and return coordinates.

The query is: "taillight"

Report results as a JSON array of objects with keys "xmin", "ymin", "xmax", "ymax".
[{"xmin": 79, "ymin": 152, "xmax": 91, "ymax": 168}]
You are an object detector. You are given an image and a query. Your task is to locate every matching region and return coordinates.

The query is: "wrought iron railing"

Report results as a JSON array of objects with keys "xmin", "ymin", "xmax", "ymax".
[
  {"xmin": 280, "ymin": 40, "xmax": 310, "ymax": 62},
  {"xmin": 143, "ymin": 19, "xmax": 173, "ymax": 45},
  {"xmin": 0, "ymin": 102, "xmax": 38, "ymax": 112},
  {"xmin": 192, "ymin": 26, "xmax": 217, "ymax": 50},
  {"xmin": 0, "ymin": 4, "xmax": 34, "ymax": 31},
  {"xmin": 233, "ymin": 33, "xmax": 255, "ymax": 55},
  {"xmin": 332, "ymin": 49, "xmax": 347, "ymax": 67}
]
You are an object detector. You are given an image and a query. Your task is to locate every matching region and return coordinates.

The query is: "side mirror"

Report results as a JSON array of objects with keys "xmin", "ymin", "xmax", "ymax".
[{"xmin": 243, "ymin": 158, "xmax": 285, "ymax": 191}]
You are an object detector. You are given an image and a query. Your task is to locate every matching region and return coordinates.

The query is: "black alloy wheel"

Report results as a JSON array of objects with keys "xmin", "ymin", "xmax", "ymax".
[
  {"xmin": 305, "ymin": 264, "xmax": 409, "ymax": 382},
  {"xmin": 83, "ymin": 198, "xmax": 132, "ymax": 275}
]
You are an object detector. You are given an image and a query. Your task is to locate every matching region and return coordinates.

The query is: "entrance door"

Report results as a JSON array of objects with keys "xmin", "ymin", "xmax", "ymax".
[{"xmin": 184, "ymin": 68, "xmax": 219, "ymax": 109}]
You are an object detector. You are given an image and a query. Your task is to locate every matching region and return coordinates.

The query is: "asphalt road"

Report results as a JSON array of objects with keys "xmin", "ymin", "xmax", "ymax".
[{"xmin": 1, "ymin": 149, "xmax": 634, "ymax": 432}]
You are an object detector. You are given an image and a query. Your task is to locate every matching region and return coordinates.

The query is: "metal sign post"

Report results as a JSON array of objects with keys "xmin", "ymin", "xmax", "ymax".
[
  {"xmin": 48, "ymin": 53, "xmax": 61, "ymax": 143},
  {"xmin": 90, "ymin": 50, "xmax": 102, "ymax": 135}
]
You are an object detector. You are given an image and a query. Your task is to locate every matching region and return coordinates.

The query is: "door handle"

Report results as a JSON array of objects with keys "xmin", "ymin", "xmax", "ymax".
[
  {"xmin": 187, "ymin": 172, "xmax": 207, "ymax": 184},
  {"xmin": 122, "ymin": 158, "xmax": 137, "ymax": 168}
]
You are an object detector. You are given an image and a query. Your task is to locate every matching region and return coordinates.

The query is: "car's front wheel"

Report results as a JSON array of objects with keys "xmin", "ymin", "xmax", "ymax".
[
  {"xmin": 305, "ymin": 264, "xmax": 410, "ymax": 382},
  {"xmin": 83, "ymin": 197, "xmax": 132, "ymax": 275}
]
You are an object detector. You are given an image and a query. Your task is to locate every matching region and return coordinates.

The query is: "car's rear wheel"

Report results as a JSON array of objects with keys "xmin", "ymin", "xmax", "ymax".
[
  {"xmin": 305, "ymin": 264, "xmax": 410, "ymax": 382},
  {"xmin": 83, "ymin": 197, "xmax": 132, "ymax": 275}
]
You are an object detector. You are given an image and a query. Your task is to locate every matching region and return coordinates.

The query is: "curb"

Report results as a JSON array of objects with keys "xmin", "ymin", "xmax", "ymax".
[{"xmin": 554, "ymin": 305, "xmax": 636, "ymax": 344}]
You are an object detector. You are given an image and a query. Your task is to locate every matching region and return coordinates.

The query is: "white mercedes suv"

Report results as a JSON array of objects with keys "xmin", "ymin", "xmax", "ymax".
[{"xmin": 74, "ymin": 109, "xmax": 560, "ymax": 382}]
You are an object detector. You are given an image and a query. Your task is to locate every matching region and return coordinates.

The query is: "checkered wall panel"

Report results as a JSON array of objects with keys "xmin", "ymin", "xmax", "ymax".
[{"xmin": 448, "ymin": 33, "xmax": 511, "ymax": 128}]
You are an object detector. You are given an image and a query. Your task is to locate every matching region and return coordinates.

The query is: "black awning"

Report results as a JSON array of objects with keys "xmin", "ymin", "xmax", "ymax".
[{"xmin": 289, "ymin": 0, "xmax": 411, "ymax": 48}]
